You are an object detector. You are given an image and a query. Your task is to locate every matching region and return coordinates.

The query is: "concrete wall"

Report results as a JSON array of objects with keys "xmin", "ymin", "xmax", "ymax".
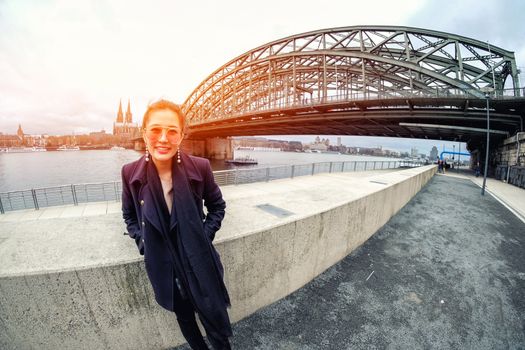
[
  {"xmin": 0, "ymin": 262, "xmax": 181, "ymax": 350},
  {"xmin": 220, "ymin": 166, "xmax": 435, "ymax": 321},
  {"xmin": 495, "ymin": 132, "xmax": 525, "ymax": 167},
  {"xmin": 0, "ymin": 166, "xmax": 436, "ymax": 350}
]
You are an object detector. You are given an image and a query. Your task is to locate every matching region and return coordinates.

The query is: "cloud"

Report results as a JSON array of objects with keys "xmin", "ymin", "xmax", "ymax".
[
  {"xmin": 0, "ymin": 0, "xmax": 424, "ymax": 134},
  {"xmin": 1, "ymin": 0, "xmax": 522, "ymax": 142}
]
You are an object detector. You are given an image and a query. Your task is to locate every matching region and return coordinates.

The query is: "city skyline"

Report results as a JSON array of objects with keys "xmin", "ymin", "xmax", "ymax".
[
  {"xmin": 1, "ymin": 0, "xmax": 523, "ymax": 153},
  {"xmin": 266, "ymin": 135, "xmax": 468, "ymax": 157},
  {"xmin": 1, "ymin": 120, "xmax": 466, "ymax": 157}
]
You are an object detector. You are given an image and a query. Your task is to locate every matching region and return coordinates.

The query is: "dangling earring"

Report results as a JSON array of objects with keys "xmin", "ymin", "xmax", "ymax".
[
  {"xmin": 145, "ymin": 148, "xmax": 150, "ymax": 162},
  {"xmin": 177, "ymin": 148, "xmax": 181, "ymax": 164}
]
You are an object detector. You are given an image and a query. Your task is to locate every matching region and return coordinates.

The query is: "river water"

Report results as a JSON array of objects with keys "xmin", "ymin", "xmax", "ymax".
[{"xmin": 0, "ymin": 149, "xmax": 399, "ymax": 192}]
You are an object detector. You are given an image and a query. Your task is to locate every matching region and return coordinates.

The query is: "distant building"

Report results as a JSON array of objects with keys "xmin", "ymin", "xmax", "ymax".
[
  {"xmin": 89, "ymin": 130, "xmax": 112, "ymax": 144},
  {"xmin": 430, "ymin": 146, "xmax": 439, "ymax": 160},
  {"xmin": 309, "ymin": 142, "xmax": 328, "ymax": 151},
  {"xmin": 113, "ymin": 99, "xmax": 139, "ymax": 140},
  {"xmin": 288, "ymin": 141, "xmax": 303, "ymax": 151},
  {"xmin": 383, "ymin": 149, "xmax": 398, "ymax": 157},
  {"xmin": 233, "ymin": 136, "xmax": 283, "ymax": 149},
  {"xmin": 24, "ymin": 134, "xmax": 46, "ymax": 147},
  {"xmin": 16, "ymin": 124, "xmax": 24, "ymax": 141},
  {"xmin": 372, "ymin": 147, "xmax": 384, "ymax": 156},
  {"xmin": 90, "ymin": 130, "xmax": 107, "ymax": 137},
  {"xmin": 0, "ymin": 134, "xmax": 21, "ymax": 147},
  {"xmin": 308, "ymin": 136, "xmax": 329, "ymax": 150},
  {"xmin": 0, "ymin": 124, "xmax": 40, "ymax": 147},
  {"xmin": 410, "ymin": 147, "xmax": 418, "ymax": 158}
]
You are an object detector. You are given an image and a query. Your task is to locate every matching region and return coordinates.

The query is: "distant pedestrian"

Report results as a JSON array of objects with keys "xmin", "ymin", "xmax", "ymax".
[
  {"xmin": 475, "ymin": 162, "xmax": 481, "ymax": 177},
  {"xmin": 438, "ymin": 159, "xmax": 443, "ymax": 173}
]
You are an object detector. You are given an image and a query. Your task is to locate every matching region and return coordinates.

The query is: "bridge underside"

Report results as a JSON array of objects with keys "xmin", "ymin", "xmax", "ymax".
[{"xmin": 187, "ymin": 97, "xmax": 525, "ymax": 151}]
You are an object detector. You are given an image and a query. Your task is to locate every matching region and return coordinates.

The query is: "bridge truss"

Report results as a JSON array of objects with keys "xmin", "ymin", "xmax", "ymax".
[{"xmin": 182, "ymin": 26, "xmax": 524, "ymax": 148}]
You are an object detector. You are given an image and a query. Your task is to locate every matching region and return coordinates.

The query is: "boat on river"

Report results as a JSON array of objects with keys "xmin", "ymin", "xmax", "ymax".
[
  {"xmin": 1, "ymin": 147, "xmax": 46, "ymax": 153},
  {"xmin": 57, "ymin": 145, "xmax": 80, "ymax": 151},
  {"xmin": 225, "ymin": 155, "xmax": 258, "ymax": 165}
]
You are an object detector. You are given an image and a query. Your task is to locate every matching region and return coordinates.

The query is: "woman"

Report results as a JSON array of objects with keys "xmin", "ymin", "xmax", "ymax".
[{"xmin": 121, "ymin": 99, "xmax": 232, "ymax": 349}]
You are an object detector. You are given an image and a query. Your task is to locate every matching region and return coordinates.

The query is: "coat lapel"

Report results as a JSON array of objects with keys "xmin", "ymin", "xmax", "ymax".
[
  {"xmin": 170, "ymin": 153, "xmax": 203, "ymax": 230},
  {"xmin": 132, "ymin": 154, "xmax": 203, "ymax": 236},
  {"xmin": 171, "ymin": 155, "xmax": 204, "ymax": 249},
  {"xmin": 140, "ymin": 182, "xmax": 164, "ymax": 235},
  {"xmin": 129, "ymin": 157, "xmax": 164, "ymax": 235}
]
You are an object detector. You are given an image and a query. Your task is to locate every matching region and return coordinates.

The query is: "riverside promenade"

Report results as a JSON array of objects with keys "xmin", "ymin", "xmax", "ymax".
[
  {"xmin": 178, "ymin": 171, "xmax": 524, "ymax": 349},
  {"xmin": 1, "ymin": 166, "xmax": 524, "ymax": 349}
]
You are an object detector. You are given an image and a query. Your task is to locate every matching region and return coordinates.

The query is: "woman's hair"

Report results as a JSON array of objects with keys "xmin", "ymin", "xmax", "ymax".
[{"xmin": 142, "ymin": 99, "xmax": 188, "ymax": 135}]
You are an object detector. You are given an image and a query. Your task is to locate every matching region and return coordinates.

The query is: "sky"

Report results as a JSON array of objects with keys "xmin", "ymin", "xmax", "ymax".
[{"xmin": 1, "ymin": 0, "xmax": 524, "ymax": 155}]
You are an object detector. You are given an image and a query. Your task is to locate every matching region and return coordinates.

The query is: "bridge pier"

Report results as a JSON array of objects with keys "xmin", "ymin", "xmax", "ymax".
[
  {"xmin": 180, "ymin": 139, "xmax": 206, "ymax": 157},
  {"xmin": 469, "ymin": 132, "xmax": 525, "ymax": 186},
  {"xmin": 492, "ymin": 133, "xmax": 525, "ymax": 186},
  {"xmin": 181, "ymin": 137, "xmax": 233, "ymax": 160},
  {"xmin": 495, "ymin": 133, "xmax": 525, "ymax": 167}
]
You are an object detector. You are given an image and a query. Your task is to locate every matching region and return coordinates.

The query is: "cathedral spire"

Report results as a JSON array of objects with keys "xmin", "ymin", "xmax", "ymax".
[
  {"xmin": 116, "ymin": 99, "xmax": 123, "ymax": 123},
  {"xmin": 17, "ymin": 124, "xmax": 24, "ymax": 140},
  {"xmin": 125, "ymin": 99, "xmax": 132, "ymax": 123}
]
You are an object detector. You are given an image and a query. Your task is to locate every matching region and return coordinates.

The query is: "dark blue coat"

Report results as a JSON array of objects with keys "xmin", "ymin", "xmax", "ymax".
[{"xmin": 121, "ymin": 152, "xmax": 231, "ymax": 335}]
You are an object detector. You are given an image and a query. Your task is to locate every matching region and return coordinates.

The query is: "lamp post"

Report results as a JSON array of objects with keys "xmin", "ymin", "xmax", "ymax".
[
  {"xmin": 480, "ymin": 88, "xmax": 493, "ymax": 196},
  {"xmin": 458, "ymin": 141, "xmax": 461, "ymax": 171},
  {"xmin": 453, "ymin": 144, "xmax": 455, "ymax": 170}
]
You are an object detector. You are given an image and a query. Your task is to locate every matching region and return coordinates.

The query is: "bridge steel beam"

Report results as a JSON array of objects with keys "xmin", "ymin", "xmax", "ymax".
[{"xmin": 182, "ymin": 26, "xmax": 524, "ymax": 150}]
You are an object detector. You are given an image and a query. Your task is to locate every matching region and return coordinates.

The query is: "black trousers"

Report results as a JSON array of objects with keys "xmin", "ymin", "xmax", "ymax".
[{"xmin": 172, "ymin": 282, "xmax": 231, "ymax": 350}]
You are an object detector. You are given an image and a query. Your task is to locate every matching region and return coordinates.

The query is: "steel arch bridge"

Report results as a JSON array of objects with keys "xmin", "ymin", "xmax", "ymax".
[{"xmin": 182, "ymin": 26, "xmax": 524, "ymax": 150}]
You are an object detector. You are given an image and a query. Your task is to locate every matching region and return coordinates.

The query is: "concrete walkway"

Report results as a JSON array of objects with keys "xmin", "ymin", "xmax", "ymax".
[
  {"xmin": 174, "ymin": 172, "xmax": 525, "ymax": 349},
  {"xmin": 444, "ymin": 169, "xmax": 525, "ymax": 222},
  {"xmin": 1, "ymin": 167, "xmax": 437, "ymax": 350},
  {"xmin": 0, "ymin": 169, "xmax": 403, "ymax": 277},
  {"xmin": 1, "ymin": 168, "xmax": 524, "ymax": 349}
]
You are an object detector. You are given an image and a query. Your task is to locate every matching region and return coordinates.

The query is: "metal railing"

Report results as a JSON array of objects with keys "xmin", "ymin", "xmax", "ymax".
[
  {"xmin": 213, "ymin": 159, "xmax": 422, "ymax": 186},
  {"xmin": 0, "ymin": 182, "xmax": 124, "ymax": 214},
  {"xmin": 0, "ymin": 159, "xmax": 423, "ymax": 213},
  {"xmin": 192, "ymin": 87, "xmax": 524, "ymax": 124}
]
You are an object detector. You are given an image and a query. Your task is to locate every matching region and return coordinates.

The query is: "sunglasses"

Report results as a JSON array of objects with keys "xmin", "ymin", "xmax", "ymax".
[{"xmin": 145, "ymin": 126, "xmax": 182, "ymax": 143}]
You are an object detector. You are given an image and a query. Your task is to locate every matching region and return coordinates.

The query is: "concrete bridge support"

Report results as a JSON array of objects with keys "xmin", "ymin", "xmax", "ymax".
[
  {"xmin": 205, "ymin": 137, "xmax": 233, "ymax": 160},
  {"xmin": 182, "ymin": 137, "xmax": 233, "ymax": 160},
  {"xmin": 470, "ymin": 132, "xmax": 525, "ymax": 186},
  {"xmin": 180, "ymin": 139, "xmax": 206, "ymax": 157},
  {"xmin": 495, "ymin": 132, "xmax": 525, "ymax": 167},
  {"xmin": 492, "ymin": 132, "xmax": 525, "ymax": 186}
]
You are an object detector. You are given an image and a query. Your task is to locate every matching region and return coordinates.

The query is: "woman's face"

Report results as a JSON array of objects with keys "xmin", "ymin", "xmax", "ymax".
[{"xmin": 143, "ymin": 108, "xmax": 183, "ymax": 165}]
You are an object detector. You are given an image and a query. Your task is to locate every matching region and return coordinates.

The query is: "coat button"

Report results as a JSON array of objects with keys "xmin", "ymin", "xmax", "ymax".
[
  {"xmin": 142, "ymin": 221, "xmax": 145, "ymax": 227},
  {"xmin": 140, "ymin": 200, "xmax": 144, "ymax": 206}
]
